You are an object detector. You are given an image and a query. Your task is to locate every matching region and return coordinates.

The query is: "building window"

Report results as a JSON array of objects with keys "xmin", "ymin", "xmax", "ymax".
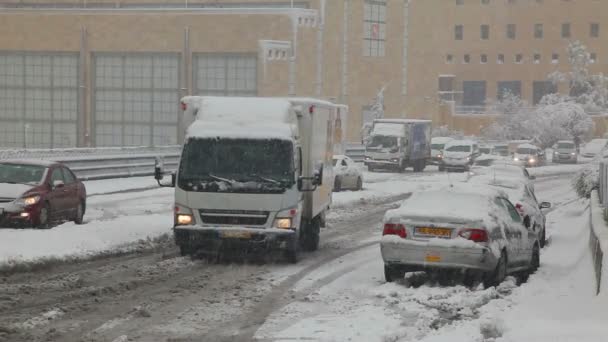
[
  {"xmin": 462, "ymin": 81, "xmax": 487, "ymax": 106},
  {"xmin": 455, "ymin": 25, "xmax": 464, "ymax": 40},
  {"xmin": 534, "ymin": 54, "xmax": 541, "ymax": 64},
  {"xmin": 590, "ymin": 53, "xmax": 597, "ymax": 63},
  {"xmin": 552, "ymin": 53, "xmax": 559, "ymax": 64},
  {"xmin": 456, "ymin": 0, "xmax": 464, "ymax": 4},
  {"xmin": 534, "ymin": 24, "xmax": 543, "ymax": 39},
  {"xmin": 480, "ymin": 25, "xmax": 489, "ymax": 40},
  {"xmin": 446, "ymin": 54, "xmax": 454, "ymax": 63},
  {"xmin": 481, "ymin": 0, "xmax": 490, "ymax": 4},
  {"xmin": 463, "ymin": 54, "xmax": 471, "ymax": 64},
  {"xmin": 481, "ymin": 54, "xmax": 488, "ymax": 64},
  {"xmin": 591, "ymin": 23, "xmax": 600, "ymax": 38},
  {"xmin": 194, "ymin": 54, "xmax": 257, "ymax": 97},
  {"xmin": 497, "ymin": 81, "xmax": 522, "ymax": 100},
  {"xmin": 508, "ymin": 0, "xmax": 516, "ymax": 3},
  {"xmin": 507, "ymin": 24, "xmax": 516, "ymax": 39},
  {"xmin": 562, "ymin": 23, "xmax": 571, "ymax": 38},
  {"xmin": 533, "ymin": 80, "xmax": 557, "ymax": 105},
  {"xmin": 497, "ymin": 54, "xmax": 505, "ymax": 64},
  {"xmin": 363, "ymin": 0, "xmax": 387, "ymax": 57},
  {"xmin": 515, "ymin": 54, "xmax": 523, "ymax": 64}
]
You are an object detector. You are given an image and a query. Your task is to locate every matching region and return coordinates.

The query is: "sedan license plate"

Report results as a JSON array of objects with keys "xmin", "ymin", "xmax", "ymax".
[
  {"xmin": 221, "ymin": 231, "xmax": 252, "ymax": 239},
  {"xmin": 425, "ymin": 253, "xmax": 441, "ymax": 262},
  {"xmin": 415, "ymin": 227, "xmax": 452, "ymax": 238}
]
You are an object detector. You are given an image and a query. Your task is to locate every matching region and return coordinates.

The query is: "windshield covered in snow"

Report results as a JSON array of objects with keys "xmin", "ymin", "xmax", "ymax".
[
  {"xmin": 494, "ymin": 145, "xmax": 508, "ymax": 151},
  {"xmin": 178, "ymin": 138, "xmax": 294, "ymax": 193},
  {"xmin": 445, "ymin": 145, "xmax": 471, "ymax": 152},
  {"xmin": 0, "ymin": 163, "xmax": 46, "ymax": 185},
  {"xmin": 367, "ymin": 135, "xmax": 398, "ymax": 149},
  {"xmin": 431, "ymin": 144, "xmax": 446, "ymax": 150},
  {"xmin": 516, "ymin": 148, "xmax": 537, "ymax": 155},
  {"xmin": 557, "ymin": 142, "xmax": 575, "ymax": 149}
]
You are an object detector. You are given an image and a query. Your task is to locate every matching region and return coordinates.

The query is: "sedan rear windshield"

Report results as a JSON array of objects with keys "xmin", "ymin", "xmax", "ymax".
[
  {"xmin": 445, "ymin": 145, "xmax": 471, "ymax": 152},
  {"xmin": 0, "ymin": 163, "xmax": 46, "ymax": 185},
  {"xmin": 557, "ymin": 142, "xmax": 575, "ymax": 149}
]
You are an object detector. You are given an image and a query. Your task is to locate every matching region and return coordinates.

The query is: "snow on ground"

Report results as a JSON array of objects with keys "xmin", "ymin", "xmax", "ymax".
[
  {"xmin": 255, "ymin": 175, "xmax": 607, "ymax": 342},
  {"xmin": 84, "ymin": 176, "xmax": 160, "ymax": 196},
  {"xmin": 527, "ymin": 163, "xmax": 584, "ymax": 177}
]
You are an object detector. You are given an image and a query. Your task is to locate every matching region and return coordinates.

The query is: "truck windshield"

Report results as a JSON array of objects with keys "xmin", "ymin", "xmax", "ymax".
[
  {"xmin": 557, "ymin": 142, "xmax": 575, "ymax": 149},
  {"xmin": 517, "ymin": 148, "xmax": 536, "ymax": 155},
  {"xmin": 431, "ymin": 144, "xmax": 445, "ymax": 150},
  {"xmin": 178, "ymin": 138, "xmax": 294, "ymax": 193},
  {"xmin": 445, "ymin": 145, "xmax": 471, "ymax": 152},
  {"xmin": 367, "ymin": 135, "xmax": 398, "ymax": 149}
]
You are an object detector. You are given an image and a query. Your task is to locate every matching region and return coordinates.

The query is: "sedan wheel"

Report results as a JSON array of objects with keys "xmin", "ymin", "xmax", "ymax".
[
  {"xmin": 484, "ymin": 251, "xmax": 507, "ymax": 288},
  {"xmin": 384, "ymin": 264, "xmax": 406, "ymax": 283},
  {"xmin": 73, "ymin": 201, "xmax": 85, "ymax": 225},
  {"xmin": 36, "ymin": 203, "xmax": 50, "ymax": 229},
  {"xmin": 334, "ymin": 177, "xmax": 342, "ymax": 192}
]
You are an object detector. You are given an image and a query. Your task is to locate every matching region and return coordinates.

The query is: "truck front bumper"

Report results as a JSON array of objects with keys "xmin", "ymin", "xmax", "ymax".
[
  {"xmin": 364, "ymin": 158, "xmax": 400, "ymax": 167},
  {"xmin": 173, "ymin": 225, "xmax": 296, "ymax": 254}
]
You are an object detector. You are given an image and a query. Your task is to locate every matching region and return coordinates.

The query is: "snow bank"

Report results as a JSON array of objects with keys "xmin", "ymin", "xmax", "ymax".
[
  {"xmin": 590, "ymin": 190, "xmax": 608, "ymax": 292},
  {"xmin": 528, "ymin": 163, "xmax": 584, "ymax": 177},
  {"xmin": 84, "ymin": 176, "xmax": 160, "ymax": 196}
]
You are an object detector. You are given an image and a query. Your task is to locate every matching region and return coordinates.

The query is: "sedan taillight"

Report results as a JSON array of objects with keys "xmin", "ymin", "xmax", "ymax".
[
  {"xmin": 383, "ymin": 223, "xmax": 407, "ymax": 238},
  {"xmin": 458, "ymin": 228, "xmax": 488, "ymax": 243}
]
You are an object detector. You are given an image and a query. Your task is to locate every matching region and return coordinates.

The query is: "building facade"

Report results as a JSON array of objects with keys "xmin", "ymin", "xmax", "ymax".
[{"xmin": 1, "ymin": 0, "xmax": 607, "ymax": 148}]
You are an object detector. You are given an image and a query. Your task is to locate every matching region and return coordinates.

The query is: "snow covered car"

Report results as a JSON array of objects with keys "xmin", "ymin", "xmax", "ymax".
[
  {"xmin": 493, "ymin": 143, "xmax": 510, "ymax": 157},
  {"xmin": 380, "ymin": 187, "xmax": 541, "ymax": 286},
  {"xmin": 552, "ymin": 140, "xmax": 578, "ymax": 164},
  {"xmin": 513, "ymin": 143, "xmax": 546, "ymax": 167},
  {"xmin": 470, "ymin": 175, "xmax": 551, "ymax": 247},
  {"xmin": 430, "ymin": 137, "xmax": 453, "ymax": 165},
  {"xmin": 332, "ymin": 155, "xmax": 363, "ymax": 191},
  {"xmin": 439, "ymin": 140, "xmax": 480, "ymax": 172},
  {"xmin": 0, "ymin": 160, "xmax": 87, "ymax": 228},
  {"xmin": 581, "ymin": 139, "xmax": 608, "ymax": 159}
]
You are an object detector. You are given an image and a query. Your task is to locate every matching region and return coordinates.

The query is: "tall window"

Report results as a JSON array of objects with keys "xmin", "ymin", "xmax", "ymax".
[
  {"xmin": 363, "ymin": 0, "xmax": 387, "ymax": 57},
  {"xmin": 590, "ymin": 23, "xmax": 600, "ymax": 38},
  {"xmin": 462, "ymin": 81, "xmax": 487, "ymax": 106},
  {"xmin": 534, "ymin": 24, "xmax": 543, "ymax": 39},
  {"xmin": 455, "ymin": 25, "xmax": 464, "ymax": 40},
  {"xmin": 533, "ymin": 81, "xmax": 557, "ymax": 105},
  {"xmin": 194, "ymin": 54, "xmax": 257, "ymax": 96},
  {"xmin": 507, "ymin": 24, "xmax": 516, "ymax": 39},
  {"xmin": 562, "ymin": 23, "xmax": 571, "ymax": 38},
  {"xmin": 497, "ymin": 81, "xmax": 522, "ymax": 100},
  {"xmin": 481, "ymin": 25, "xmax": 489, "ymax": 40}
]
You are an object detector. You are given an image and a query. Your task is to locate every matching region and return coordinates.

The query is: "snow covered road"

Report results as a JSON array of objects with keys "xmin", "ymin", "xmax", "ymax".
[{"xmin": 1, "ymin": 167, "xmax": 604, "ymax": 342}]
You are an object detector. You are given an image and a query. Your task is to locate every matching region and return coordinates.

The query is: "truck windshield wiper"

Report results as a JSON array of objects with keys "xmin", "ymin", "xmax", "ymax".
[
  {"xmin": 207, "ymin": 174, "xmax": 237, "ymax": 185},
  {"xmin": 250, "ymin": 174, "xmax": 281, "ymax": 185}
]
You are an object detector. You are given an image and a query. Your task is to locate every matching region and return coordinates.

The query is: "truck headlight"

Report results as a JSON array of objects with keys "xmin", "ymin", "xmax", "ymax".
[
  {"xmin": 15, "ymin": 195, "xmax": 41, "ymax": 207},
  {"xmin": 365, "ymin": 156, "xmax": 371, "ymax": 161},
  {"xmin": 175, "ymin": 204, "xmax": 194, "ymax": 226},
  {"xmin": 529, "ymin": 158, "xmax": 536, "ymax": 163},
  {"xmin": 571, "ymin": 152, "xmax": 576, "ymax": 155},
  {"xmin": 514, "ymin": 157, "xmax": 519, "ymax": 161},
  {"xmin": 390, "ymin": 158, "xmax": 399, "ymax": 163},
  {"xmin": 273, "ymin": 207, "xmax": 298, "ymax": 230}
]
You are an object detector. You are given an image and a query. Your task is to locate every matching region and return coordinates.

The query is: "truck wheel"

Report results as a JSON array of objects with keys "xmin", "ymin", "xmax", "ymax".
[
  {"xmin": 368, "ymin": 165, "xmax": 375, "ymax": 172},
  {"xmin": 438, "ymin": 165, "xmax": 445, "ymax": 172},
  {"xmin": 179, "ymin": 245, "xmax": 193, "ymax": 257},
  {"xmin": 334, "ymin": 177, "xmax": 341, "ymax": 192},
  {"xmin": 413, "ymin": 160, "xmax": 423, "ymax": 173},
  {"xmin": 300, "ymin": 218, "xmax": 320, "ymax": 252},
  {"xmin": 285, "ymin": 237, "xmax": 299, "ymax": 263}
]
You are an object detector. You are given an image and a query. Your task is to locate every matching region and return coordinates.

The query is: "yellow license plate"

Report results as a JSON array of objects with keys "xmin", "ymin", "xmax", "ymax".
[
  {"xmin": 416, "ymin": 227, "xmax": 452, "ymax": 237},
  {"xmin": 221, "ymin": 231, "xmax": 252, "ymax": 239},
  {"xmin": 425, "ymin": 254, "xmax": 441, "ymax": 262}
]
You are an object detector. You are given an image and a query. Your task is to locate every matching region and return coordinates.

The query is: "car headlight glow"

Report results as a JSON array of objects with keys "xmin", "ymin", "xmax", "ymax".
[
  {"xmin": 176, "ymin": 214, "xmax": 193, "ymax": 225},
  {"xmin": 15, "ymin": 195, "xmax": 41, "ymax": 207},
  {"xmin": 529, "ymin": 158, "xmax": 536, "ymax": 163},
  {"xmin": 571, "ymin": 152, "xmax": 576, "ymax": 155},
  {"xmin": 514, "ymin": 157, "xmax": 519, "ymax": 161}
]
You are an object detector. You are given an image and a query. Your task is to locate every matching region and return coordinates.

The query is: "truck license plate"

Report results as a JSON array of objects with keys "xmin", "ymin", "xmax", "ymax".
[{"xmin": 221, "ymin": 231, "xmax": 252, "ymax": 239}]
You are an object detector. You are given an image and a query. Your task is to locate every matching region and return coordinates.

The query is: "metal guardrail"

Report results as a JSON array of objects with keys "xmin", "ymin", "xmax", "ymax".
[
  {"xmin": 590, "ymin": 190, "xmax": 605, "ymax": 295},
  {"xmin": 0, "ymin": 146, "xmax": 181, "ymax": 181}
]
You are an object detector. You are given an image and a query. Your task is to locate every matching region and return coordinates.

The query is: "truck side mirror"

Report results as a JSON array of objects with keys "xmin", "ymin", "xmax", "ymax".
[
  {"xmin": 171, "ymin": 172, "xmax": 176, "ymax": 187},
  {"xmin": 154, "ymin": 157, "xmax": 164, "ymax": 181}
]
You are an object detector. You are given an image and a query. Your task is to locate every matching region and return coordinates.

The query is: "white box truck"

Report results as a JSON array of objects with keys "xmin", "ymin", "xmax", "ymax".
[
  {"xmin": 155, "ymin": 96, "xmax": 337, "ymax": 263},
  {"xmin": 363, "ymin": 119, "xmax": 432, "ymax": 172}
]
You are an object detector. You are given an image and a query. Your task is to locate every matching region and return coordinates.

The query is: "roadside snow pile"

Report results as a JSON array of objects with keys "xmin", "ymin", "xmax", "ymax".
[
  {"xmin": 84, "ymin": 176, "xmax": 160, "ymax": 196},
  {"xmin": 572, "ymin": 164, "xmax": 598, "ymax": 198},
  {"xmin": 527, "ymin": 163, "xmax": 583, "ymax": 177}
]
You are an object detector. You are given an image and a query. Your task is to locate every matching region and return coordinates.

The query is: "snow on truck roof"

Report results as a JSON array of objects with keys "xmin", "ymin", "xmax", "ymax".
[
  {"xmin": 431, "ymin": 137, "xmax": 454, "ymax": 144},
  {"xmin": 445, "ymin": 139, "xmax": 477, "ymax": 147},
  {"xmin": 186, "ymin": 121, "xmax": 295, "ymax": 141},
  {"xmin": 373, "ymin": 119, "xmax": 431, "ymax": 124},
  {"xmin": 517, "ymin": 143, "xmax": 539, "ymax": 149},
  {"xmin": 181, "ymin": 96, "xmax": 296, "ymax": 124}
]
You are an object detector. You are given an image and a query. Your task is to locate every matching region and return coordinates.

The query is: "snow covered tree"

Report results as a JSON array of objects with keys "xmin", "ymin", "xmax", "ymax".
[
  {"xmin": 481, "ymin": 91, "xmax": 531, "ymax": 141},
  {"xmin": 361, "ymin": 85, "xmax": 386, "ymax": 144},
  {"xmin": 432, "ymin": 125, "xmax": 463, "ymax": 139},
  {"xmin": 530, "ymin": 101, "xmax": 593, "ymax": 148}
]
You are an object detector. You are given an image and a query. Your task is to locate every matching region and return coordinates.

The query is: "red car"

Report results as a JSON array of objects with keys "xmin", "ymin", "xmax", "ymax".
[{"xmin": 0, "ymin": 159, "xmax": 87, "ymax": 228}]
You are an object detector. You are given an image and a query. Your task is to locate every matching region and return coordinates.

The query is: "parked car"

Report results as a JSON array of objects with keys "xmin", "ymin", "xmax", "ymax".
[
  {"xmin": 493, "ymin": 143, "xmax": 510, "ymax": 157},
  {"xmin": 513, "ymin": 143, "xmax": 546, "ymax": 167},
  {"xmin": 470, "ymin": 175, "xmax": 551, "ymax": 247},
  {"xmin": 333, "ymin": 155, "xmax": 363, "ymax": 191},
  {"xmin": 381, "ymin": 186, "xmax": 541, "ymax": 286},
  {"xmin": 439, "ymin": 140, "xmax": 480, "ymax": 172},
  {"xmin": 581, "ymin": 139, "xmax": 608, "ymax": 159},
  {"xmin": 430, "ymin": 137, "xmax": 453, "ymax": 165},
  {"xmin": 552, "ymin": 140, "xmax": 578, "ymax": 164},
  {"xmin": 0, "ymin": 159, "xmax": 86, "ymax": 228},
  {"xmin": 472, "ymin": 163, "xmax": 536, "ymax": 191}
]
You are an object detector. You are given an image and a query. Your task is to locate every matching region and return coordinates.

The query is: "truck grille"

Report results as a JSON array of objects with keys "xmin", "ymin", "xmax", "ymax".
[{"xmin": 199, "ymin": 209, "xmax": 269, "ymax": 226}]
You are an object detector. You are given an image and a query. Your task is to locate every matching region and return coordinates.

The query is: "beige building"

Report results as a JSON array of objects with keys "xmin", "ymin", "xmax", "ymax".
[
  {"xmin": 405, "ymin": 0, "xmax": 608, "ymax": 136},
  {"xmin": 1, "ymin": 0, "xmax": 608, "ymax": 148}
]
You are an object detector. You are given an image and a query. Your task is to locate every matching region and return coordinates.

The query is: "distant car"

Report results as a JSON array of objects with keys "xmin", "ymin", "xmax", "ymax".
[
  {"xmin": 581, "ymin": 139, "xmax": 608, "ymax": 159},
  {"xmin": 470, "ymin": 175, "xmax": 551, "ymax": 247},
  {"xmin": 0, "ymin": 160, "xmax": 86, "ymax": 228},
  {"xmin": 472, "ymin": 163, "xmax": 536, "ymax": 190},
  {"xmin": 430, "ymin": 137, "xmax": 453, "ymax": 165},
  {"xmin": 439, "ymin": 140, "xmax": 480, "ymax": 172},
  {"xmin": 381, "ymin": 187, "xmax": 541, "ymax": 286},
  {"xmin": 513, "ymin": 143, "xmax": 546, "ymax": 167},
  {"xmin": 479, "ymin": 145, "xmax": 493, "ymax": 155},
  {"xmin": 552, "ymin": 140, "xmax": 578, "ymax": 164},
  {"xmin": 493, "ymin": 143, "xmax": 510, "ymax": 157},
  {"xmin": 332, "ymin": 155, "xmax": 363, "ymax": 191}
]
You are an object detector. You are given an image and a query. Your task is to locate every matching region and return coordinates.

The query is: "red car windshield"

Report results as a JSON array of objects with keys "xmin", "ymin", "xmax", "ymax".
[{"xmin": 0, "ymin": 163, "xmax": 46, "ymax": 185}]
